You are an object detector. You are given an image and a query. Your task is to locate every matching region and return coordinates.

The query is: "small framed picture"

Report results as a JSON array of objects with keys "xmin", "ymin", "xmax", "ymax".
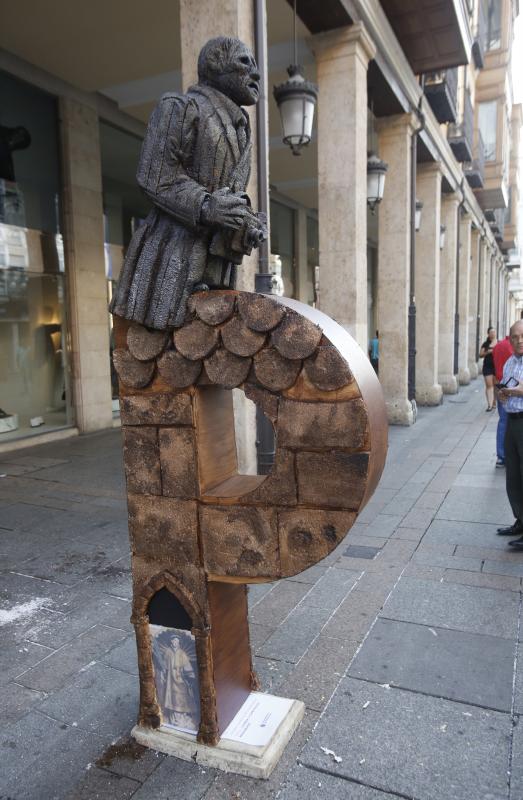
[{"xmin": 149, "ymin": 624, "xmax": 201, "ymax": 734}]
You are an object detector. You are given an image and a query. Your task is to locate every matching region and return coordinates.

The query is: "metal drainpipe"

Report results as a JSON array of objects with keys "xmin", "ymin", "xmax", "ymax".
[
  {"xmin": 254, "ymin": 0, "xmax": 270, "ymax": 288},
  {"xmin": 254, "ymin": 0, "xmax": 275, "ymax": 474},
  {"xmin": 453, "ymin": 180, "xmax": 465, "ymax": 377},
  {"xmin": 496, "ymin": 267, "xmax": 502, "ymax": 333},
  {"xmin": 503, "ymin": 267, "xmax": 508, "ymax": 334},
  {"xmin": 408, "ymin": 96, "xmax": 425, "ymax": 404}
]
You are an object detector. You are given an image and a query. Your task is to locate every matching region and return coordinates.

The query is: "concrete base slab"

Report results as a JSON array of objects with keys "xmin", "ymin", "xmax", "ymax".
[{"xmin": 132, "ymin": 695, "xmax": 305, "ymax": 780}]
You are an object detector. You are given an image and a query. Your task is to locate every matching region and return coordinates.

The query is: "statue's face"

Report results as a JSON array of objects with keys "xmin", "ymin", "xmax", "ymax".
[{"xmin": 211, "ymin": 42, "xmax": 260, "ymax": 106}]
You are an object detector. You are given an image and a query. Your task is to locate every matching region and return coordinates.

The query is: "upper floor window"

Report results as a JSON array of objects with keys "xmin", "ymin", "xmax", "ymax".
[
  {"xmin": 482, "ymin": 0, "xmax": 502, "ymax": 50},
  {"xmin": 478, "ymin": 100, "xmax": 498, "ymax": 160}
]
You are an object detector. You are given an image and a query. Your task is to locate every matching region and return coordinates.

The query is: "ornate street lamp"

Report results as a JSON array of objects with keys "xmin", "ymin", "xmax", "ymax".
[
  {"xmin": 273, "ymin": 0, "xmax": 318, "ymax": 156},
  {"xmin": 367, "ymin": 153, "xmax": 388, "ymax": 213},
  {"xmin": 415, "ymin": 199, "xmax": 424, "ymax": 231},
  {"xmin": 439, "ymin": 224, "xmax": 446, "ymax": 249}
]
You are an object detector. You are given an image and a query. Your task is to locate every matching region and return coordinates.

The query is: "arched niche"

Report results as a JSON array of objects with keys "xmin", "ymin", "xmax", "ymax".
[
  {"xmin": 147, "ymin": 586, "xmax": 194, "ymax": 630},
  {"xmin": 146, "ymin": 586, "xmax": 201, "ymax": 735}
]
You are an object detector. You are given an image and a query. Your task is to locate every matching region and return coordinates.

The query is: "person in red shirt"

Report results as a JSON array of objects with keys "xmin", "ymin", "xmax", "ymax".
[{"xmin": 493, "ymin": 334, "xmax": 514, "ymax": 468}]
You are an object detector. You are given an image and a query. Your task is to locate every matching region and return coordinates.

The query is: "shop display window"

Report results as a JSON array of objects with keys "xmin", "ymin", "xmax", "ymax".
[
  {"xmin": 270, "ymin": 200, "xmax": 295, "ymax": 298},
  {"xmin": 0, "ymin": 71, "xmax": 72, "ymax": 441},
  {"xmin": 100, "ymin": 121, "xmax": 151, "ymax": 413}
]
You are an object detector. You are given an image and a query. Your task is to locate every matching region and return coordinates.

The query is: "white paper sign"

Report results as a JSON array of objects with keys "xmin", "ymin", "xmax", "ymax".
[{"xmin": 221, "ymin": 692, "xmax": 294, "ymax": 747}]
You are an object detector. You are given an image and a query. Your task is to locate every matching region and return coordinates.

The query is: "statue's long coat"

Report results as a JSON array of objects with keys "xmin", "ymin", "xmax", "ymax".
[{"xmin": 109, "ymin": 84, "xmax": 252, "ymax": 329}]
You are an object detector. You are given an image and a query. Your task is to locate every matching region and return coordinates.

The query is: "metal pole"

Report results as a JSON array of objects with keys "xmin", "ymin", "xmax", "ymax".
[
  {"xmin": 254, "ymin": 0, "xmax": 275, "ymax": 473},
  {"xmin": 408, "ymin": 97, "xmax": 425, "ymax": 403},
  {"xmin": 254, "ymin": 0, "xmax": 270, "ymax": 284},
  {"xmin": 408, "ymin": 127, "xmax": 417, "ymax": 402}
]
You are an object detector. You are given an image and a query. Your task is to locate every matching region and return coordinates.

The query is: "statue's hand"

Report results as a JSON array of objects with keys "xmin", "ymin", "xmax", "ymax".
[{"xmin": 201, "ymin": 188, "xmax": 251, "ymax": 231}]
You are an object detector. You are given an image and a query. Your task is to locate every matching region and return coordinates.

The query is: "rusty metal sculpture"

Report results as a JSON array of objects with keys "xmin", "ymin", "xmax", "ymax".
[
  {"xmin": 110, "ymin": 36, "xmax": 387, "ymax": 765},
  {"xmin": 112, "ymin": 290, "xmax": 387, "ymax": 746}
]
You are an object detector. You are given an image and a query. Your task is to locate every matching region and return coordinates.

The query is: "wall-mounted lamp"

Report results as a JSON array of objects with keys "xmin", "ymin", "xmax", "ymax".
[
  {"xmin": 367, "ymin": 153, "xmax": 388, "ymax": 214},
  {"xmin": 415, "ymin": 199, "xmax": 424, "ymax": 232},
  {"xmin": 439, "ymin": 224, "xmax": 446, "ymax": 250},
  {"xmin": 273, "ymin": 0, "xmax": 318, "ymax": 156}
]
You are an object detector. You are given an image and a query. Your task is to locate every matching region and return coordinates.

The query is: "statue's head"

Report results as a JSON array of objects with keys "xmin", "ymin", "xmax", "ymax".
[{"xmin": 197, "ymin": 37, "xmax": 260, "ymax": 106}]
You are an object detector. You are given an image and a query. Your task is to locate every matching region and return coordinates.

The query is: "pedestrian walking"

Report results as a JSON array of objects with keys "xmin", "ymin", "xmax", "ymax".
[
  {"xmin": 480, "ymin": 327, "xmax": 497, "ymax": 411},
  {"xmin": 369, "ymin": 330, "xmax": 379, "ymax": 375},
  {"xmin": 492, "ymin": 333, "xmax": 513, "ymax": 468},
  {"xmin": 496, "ymin": 320, "xmax": 523, "ymax": 548}
]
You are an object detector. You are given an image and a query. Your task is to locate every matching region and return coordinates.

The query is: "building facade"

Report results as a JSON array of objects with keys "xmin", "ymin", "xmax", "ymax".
[{"xmin": 0, "ymin": 0, "xmax": 520, "ymax": 448}]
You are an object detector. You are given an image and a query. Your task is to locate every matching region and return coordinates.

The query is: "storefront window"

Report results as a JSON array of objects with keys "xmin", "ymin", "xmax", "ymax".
[
  {"xmin": 306, "ymin": 215, "xmax": 318, "ymax": 306},
  {"xmin": 270, "ymin": 200, "xmax": 295, "ymax": 298},
  {"xmin": 0, "ymin": 71, "xmax": 71, "ymax": 442},
  {"xmin": 100, "ymin": 121, "xmax": 151, "ymax": 412}
]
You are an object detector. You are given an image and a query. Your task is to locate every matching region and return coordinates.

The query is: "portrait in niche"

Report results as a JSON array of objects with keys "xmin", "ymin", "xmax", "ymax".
[{"xmin": 150, "ymin": 624, "xmax": 200, "ymax": 733}]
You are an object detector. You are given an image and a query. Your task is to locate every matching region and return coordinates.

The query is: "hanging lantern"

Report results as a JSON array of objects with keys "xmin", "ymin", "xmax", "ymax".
[
  {"xmin": 415, "ymin": 199, "xmax": 424, "ymax": 231},
  {"xmin": 273, "ymin": 65, "xmax": 318, "ymax": 156},
  {"xmin": 367, "ymin": 153, "xmax": 388, "ymax": 213},
  {"xmin": 273, "ymin": 0, "xmax": 318, "ymax": 156},
  {"xmin": 439, "ymin": 224, "xmax": 446, "ymax": 249}
]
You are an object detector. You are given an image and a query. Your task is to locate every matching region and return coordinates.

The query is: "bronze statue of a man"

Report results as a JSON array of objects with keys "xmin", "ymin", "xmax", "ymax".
[{"xmin": 110, "ymin": 37, "xmax": 267, "ymax": 330}]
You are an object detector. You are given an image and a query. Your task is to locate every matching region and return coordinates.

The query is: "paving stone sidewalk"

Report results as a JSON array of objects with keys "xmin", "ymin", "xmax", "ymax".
[{"xmin": 1, "ymin": 382, "xmax": 522, "ymax": 799}]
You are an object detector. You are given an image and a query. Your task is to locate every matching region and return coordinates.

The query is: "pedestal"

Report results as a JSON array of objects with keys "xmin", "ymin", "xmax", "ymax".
[{"xmin": 132, "ymin": 693, "xmax": 305, "ymax": 779}]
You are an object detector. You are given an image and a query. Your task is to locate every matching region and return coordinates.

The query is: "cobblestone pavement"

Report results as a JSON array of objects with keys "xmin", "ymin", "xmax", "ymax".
[{"xmin": 1, "ymin": 382, "xmax": 522, "ymax": 799}]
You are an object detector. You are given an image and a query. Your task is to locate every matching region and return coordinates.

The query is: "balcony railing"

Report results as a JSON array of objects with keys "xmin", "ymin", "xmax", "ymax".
[
  {"xmin": 423, "ymin": 68, "xmax": 459, "ymax": 124},
  {"xmin": 472, "ymin": 0, "xmax": 486, "ymax": 69},
  {"xmin": 448, "ymin": 90, "xmax": 474, "ymax": 162},
  {"xmin": 464, "ymin": 129, "xmax": 485, "ymax": 189}
]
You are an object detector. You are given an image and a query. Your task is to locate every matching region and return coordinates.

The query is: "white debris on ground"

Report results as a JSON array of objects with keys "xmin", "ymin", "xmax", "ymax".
[
  {"xmin": 0, "ymin": 598, "xmax": 48, "ymax": 626},
  {"xmin": 320, "ymin": 746, "xmax": 342, "ymax": 763}
]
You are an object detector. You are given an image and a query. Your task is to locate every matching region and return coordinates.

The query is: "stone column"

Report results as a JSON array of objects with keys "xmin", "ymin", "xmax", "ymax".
[
  {"xmin": 179, "ymin": 0, "xmax": 264, "ymax": 474},
  {"xmin": 59, "ymin": 97, "xmax": 113, "ymax": 433},
  {"xmin": 438, "ymin": 192, "xmax": 460, "ymax": 394},
  {"xmin": 415, "ymin": 163, "xmax": 443, "ymax": 406},
  {"xmin": 179, "ymin": 0, "xmax": 262, "ymax": 294},
  {"xmin": 492, "ymin": 254, "xmax": 501, "ymax": 333},
  {"xmin": 487, "ymin": 249, "xmax": 495, "ymax": 326},
  {"xmin": 501, "ymin": 266, "xmax": 508, "ymax": 336},
  {"xmin": 480, "ymin": 239, "xmax": 490, "ymax": 343},
  {"xmin": 457, "ymin": 212, "xmax": 472, "ymax": 385},
  {"xmin": 467, "ymin": 227, "xmax": 481, "ymax": 378},
  {"xmin": 376, "ymin": 113, "xmax": 416, "ymax": 425},
  {"xmin": 311, "ymin": 24, "xmax": 376, "ymax": 350}
]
